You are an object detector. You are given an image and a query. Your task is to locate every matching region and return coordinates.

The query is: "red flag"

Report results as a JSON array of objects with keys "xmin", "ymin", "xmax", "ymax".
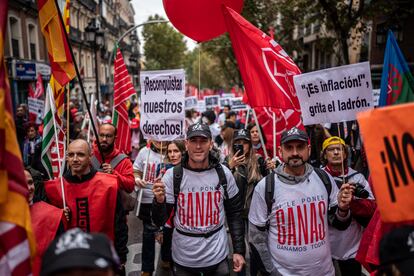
[
  {"xmin": 113, "ymin": 48, "xmax": 135, "ymax": 154},
  {"xmin": 34, "ymin": 74, "xmax": 44, "ymax": 98},
  {"xmin": 223, "ymin": 6, "xmax": 301, "ymax": 110},
  {"xmin": 1, "ymin": 1, "xmax": 36, "ymax": 274},
  {"xmin": 28, "ymin": 82, "xmax": 35, "ymax": 98}
]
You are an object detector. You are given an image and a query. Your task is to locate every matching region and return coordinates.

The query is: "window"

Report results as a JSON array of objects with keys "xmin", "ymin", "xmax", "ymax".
[
  {"xmin": 27, "ymin": 23, "xmax": 38, "ymax": 60},
  {"xmin": 9, "ymin": 16, "xmax": 21, "ymax": 58},
  {"xmin": 87, "ymin": 54, "xmax": 92, "ymax": 77}
]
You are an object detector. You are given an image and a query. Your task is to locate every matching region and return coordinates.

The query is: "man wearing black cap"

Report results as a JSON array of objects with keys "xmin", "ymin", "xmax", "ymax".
[
  {"xmin": 152, "ymin": 123, "xmax": 245, "ymax": 275},
  {"xmin": 41, "ymin": 228, "xmax": 120, "ymax": 276},
  {"xmin": 248, "ymin": 127, "xmax": 353, "ymax": 276}
]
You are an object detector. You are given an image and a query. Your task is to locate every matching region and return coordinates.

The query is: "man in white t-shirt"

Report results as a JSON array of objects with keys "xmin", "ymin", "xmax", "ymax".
[
  {"xmin": 248, "ymin": 127, "xmax": 353, "ymax": 276},
  {"xmin": 133, "ymin": 141, "xmax": 165, "ymax": 276},
  {"xmin": 322, "ymin": 136, "xmax": 376, "ymax": 275},
  {"xmin": 152, "ymin": 123, "xmax": 245, "ymax": 275}
]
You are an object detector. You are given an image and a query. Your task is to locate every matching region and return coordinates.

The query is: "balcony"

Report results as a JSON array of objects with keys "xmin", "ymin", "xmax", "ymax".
[{"xmin": 69, "ymin": 26, "xmax": 83, "ymax": 43}]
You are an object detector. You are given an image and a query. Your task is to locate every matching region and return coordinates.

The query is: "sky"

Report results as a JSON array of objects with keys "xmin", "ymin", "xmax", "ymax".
[{"xmin": 131, "ymin": 0, "xmax": 197, "ymax": 51}]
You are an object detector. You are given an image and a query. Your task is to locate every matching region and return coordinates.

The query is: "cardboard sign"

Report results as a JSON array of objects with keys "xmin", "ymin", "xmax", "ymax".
[
  {"xmin": 140, "ymin": 69, "xmax": 185, "ymax": 141},
  {"xmin": 28, "ymin": 97, "xmax": 44, "ymax": 124},
  {"xmin": 204, "ymin": 95, "xmax": 219, "ymax": 108},
  {"xmin": 231, "ymin": 97, "xmax": 247, "ymax": 111},
  {"xmin": 294, "ymin": 62, "xmax": 373, "ymax": 125},
  {"xmin": 357, "ymin": 102, "xmax": 414, "ymax": 222},
  {"xmin": 219, "ymin": 95, "xmax": 233, "ymax": 108},
  {"xmin": 185, "ymin": 96, "xmax": 198, "ymax": 110}
]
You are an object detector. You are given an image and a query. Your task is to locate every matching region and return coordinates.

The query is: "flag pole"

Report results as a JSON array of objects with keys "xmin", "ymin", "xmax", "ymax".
[
  {"xmin": 252, "ymin": 108, "xmax": 269, "ymax": 159},
  {"xmin": 136, "ymin": 142, "xmax": 152, "ymax": 216},
  {"xmin": 337, "ymin": 123, "xmax": 346, "ymax": 183},
  {"xmin": 54, "ymin": 0, "xmax": 104, "ymax": 162},
  {"xmin": 244, "ymin": 108, "xmax": 250, "ymax": 129},
  {"xmin": 273, "ymin": 111, "xmax": 276, "ymax": 158},
  {"xmin": 48, "ymin": 85, "xmax": 67, "ymax": 209},
  {"xmin": 66, "ymin": 85, "xmax": 70, "ymax": 148}
]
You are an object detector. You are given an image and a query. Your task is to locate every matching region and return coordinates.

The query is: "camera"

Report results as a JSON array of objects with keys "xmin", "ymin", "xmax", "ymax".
[
  {"xmin": 233, "ymin": 144, "xmax": 244, "ymax": 156},
  {"xmin": 352, "ymin": 183, "xmax": 369, "ymax": 199}
]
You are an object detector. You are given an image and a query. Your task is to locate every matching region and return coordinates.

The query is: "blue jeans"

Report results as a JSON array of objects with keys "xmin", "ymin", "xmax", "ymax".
[{"xmin": 142, "ymin": 222, "xmax": 158, "ymax": 273}]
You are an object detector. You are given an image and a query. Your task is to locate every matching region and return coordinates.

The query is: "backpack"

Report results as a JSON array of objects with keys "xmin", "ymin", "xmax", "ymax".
[
  {"xmin": 171, "ymin": 164, "xmax": 229, "ymax": 237},
  {"xmin": 91, "ymin": 154, "xmax": 137, "ymax": 211},
  {"xmin": 264, "ymin": 168, "xmax": 332, "ymax": 229}
]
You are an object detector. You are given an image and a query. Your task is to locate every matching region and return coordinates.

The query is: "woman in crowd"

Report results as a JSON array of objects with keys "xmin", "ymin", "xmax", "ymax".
[
  {"xmin": 247, "ymin": 123, "xmax": 277, "ymax": 171},
  {"xmin": 155, "ymin": 140, "xmax": 186, "ymax": 271},
  {"xmin": 226, "ymin": 129, "xmax": 268, "ymax": 276}
]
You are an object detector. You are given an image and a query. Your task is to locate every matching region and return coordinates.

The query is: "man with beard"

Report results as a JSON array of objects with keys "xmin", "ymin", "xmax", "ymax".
[
  {"xmin": 248, "ymin": 127, "xmax": 353, "ymax": 275},
  {"xmin": 91, "ymin": 123, "xmax": 135, "ymax": 194}
]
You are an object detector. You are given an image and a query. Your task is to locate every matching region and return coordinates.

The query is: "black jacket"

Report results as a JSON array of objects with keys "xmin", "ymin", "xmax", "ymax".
[{"xmin": 152, "ymin": 152, "xmax": 246, "ymax": 256}]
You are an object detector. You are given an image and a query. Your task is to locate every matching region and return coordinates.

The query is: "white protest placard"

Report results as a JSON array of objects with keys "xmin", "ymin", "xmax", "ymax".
[
  {"xmin": 372, "ymin": 89, "xmax": 380, "ymax": 107},
  {"xmin": 231, "ymin": 97, "xmax": 247, "ymax": 111},
  {"xmin": 204, "ymin": 95, "xmax": 220, "ymax": 108},
  {"xmin": 219, "ymin": 96, "xmax": 233, "ymax": 108},
  {"xmin": 28, "ymin": 97, "xmax": 44, "ymax": 124},
  {"xmin": 293, "ymin": 62, "xmax": 373, "ymax": 125},
  {"xmin": 185, "ymin": 96, "xmax": 198, "ymax": 110},
  {"xmin": 197, "ymin": 100, "xmax": 206, "ymax": 112},
  {"xmin": 140, "ymin": 69, "xmax": 185, "ymax": 141}
]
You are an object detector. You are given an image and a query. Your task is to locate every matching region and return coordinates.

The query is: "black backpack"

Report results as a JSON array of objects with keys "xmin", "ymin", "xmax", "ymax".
[{"xmin": 264, "ymin": 168, "xmax": 332, "ymax": 228}]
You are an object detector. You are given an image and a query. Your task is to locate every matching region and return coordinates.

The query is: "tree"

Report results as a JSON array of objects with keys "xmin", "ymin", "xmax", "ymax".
[
  {"xmin": 142, "ymin": 15, "xmax": 187, "ymax": 70},
  {"xmin": 185, "ymin": 46, "xmax": 228, "ymax": 89}
]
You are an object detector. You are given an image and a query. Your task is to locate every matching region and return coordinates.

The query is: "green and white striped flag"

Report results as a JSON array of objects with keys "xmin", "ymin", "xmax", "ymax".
[{"xmin": 41, "ymin": 84, "xmax": 65, "ymax": 179}]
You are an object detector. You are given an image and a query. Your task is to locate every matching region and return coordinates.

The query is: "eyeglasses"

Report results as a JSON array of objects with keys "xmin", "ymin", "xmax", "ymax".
[{"xmin": 99, "ymin": 134, "xmax": 114, "ymax": 139}]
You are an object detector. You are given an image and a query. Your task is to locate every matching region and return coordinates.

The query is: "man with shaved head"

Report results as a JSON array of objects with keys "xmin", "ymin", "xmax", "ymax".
[{"xmin": 44, "ymin": 139, "xmax": 128, "ymax": 270}]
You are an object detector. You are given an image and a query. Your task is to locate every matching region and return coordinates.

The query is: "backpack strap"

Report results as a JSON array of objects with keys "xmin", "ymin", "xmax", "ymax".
[
  {"xmin": 314, "ymin": 168, "xmax": 332, "ymax": 205},
  {"xmin": 173, "ymin": 165, "xmax": 183, "ymax": 216},
  {"xmin": 215, "ymin": 164, "xmax": 228, "ymax": 200},
  {"xmin": 109, "ymin": 153, "xmax": 128, "ymax": 169},
  {"xmin": 264, "ymin": 171, "xmax": 275, "ymax": 230},
  {"xmin": 91, "ymin": 153, "xmax": 128, "ymax": 172},
  {"xmin": 91, "ymin": 156, "xmax": 102, "ymax": 171}
]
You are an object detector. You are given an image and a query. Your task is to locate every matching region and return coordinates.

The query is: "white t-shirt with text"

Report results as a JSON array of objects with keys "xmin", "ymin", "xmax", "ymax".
[
  {"xmin": 163, "ymin": 165, "xmax": 239, "ymax": 268},
  {"xmin": 249, "ymin": 171, "xmax": 339, "ymax": 276}
]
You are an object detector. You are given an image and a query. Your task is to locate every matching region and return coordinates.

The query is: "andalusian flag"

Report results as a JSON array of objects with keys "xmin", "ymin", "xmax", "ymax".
[
  {"xmin": 41, "ymin": 83, "xmax": 65, "ymax": 179},
  {"xmin": 0, "ymin": 1, "xmax": 36, "ymax": 273},
  {"xmin": 379, "ymin": 30, "xmax": 414, "ymax": 106},
  {"xmin": 113, "ymin": 48, "xmax": 136, "ymax": 154}
]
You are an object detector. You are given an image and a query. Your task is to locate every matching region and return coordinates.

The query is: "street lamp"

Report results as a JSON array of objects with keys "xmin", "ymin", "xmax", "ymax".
[{"xmin": 85, "ymin": 19, "xmax": 104, "ymax": 110}]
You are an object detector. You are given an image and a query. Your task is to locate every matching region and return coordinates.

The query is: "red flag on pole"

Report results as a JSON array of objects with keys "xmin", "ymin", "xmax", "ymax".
[
  {"xmin": 113, "ymin": 48, "xmax": 135, "ymax": 154},
  {"xmin": 223, "ymin": 6, "xmax": 301, "ymax": 110}
]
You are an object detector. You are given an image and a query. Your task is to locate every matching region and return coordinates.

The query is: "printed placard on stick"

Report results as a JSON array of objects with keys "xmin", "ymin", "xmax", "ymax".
[
  {"xmin": 140, "ymin": 69, "xmax": 185, "ymax": 141},
  {"xmin": 294, "ymin": 62, "xmax": 373, "ymax": 125}
]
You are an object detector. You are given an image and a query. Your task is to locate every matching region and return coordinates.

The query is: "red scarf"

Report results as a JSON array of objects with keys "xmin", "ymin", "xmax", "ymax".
[{"xmin": 324, "ymin": 164, "xmax": 348, "ymax": 177}]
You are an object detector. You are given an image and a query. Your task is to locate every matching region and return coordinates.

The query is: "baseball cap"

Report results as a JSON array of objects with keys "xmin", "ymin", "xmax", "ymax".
[
  {"xmin": 322, "ymin": 136, "xmax": 345, "ymax": 151},
  {"xmin": 41, "ymin": 228, "xmax": 120, "ymax": 276},
  {"xmin": 233, "ymin": 128, "xmax": 251, "ymax": 142},
  {"xmin": 280, "ymin": 127, "xmax": 309, "ymax": 145},
  {"xmin": 187, "ymin": 123, "xmax": 212, "ymax": 139},
  {"xmin": 379, "ymin": 225, "xmax": 414, "ymax": 275}
]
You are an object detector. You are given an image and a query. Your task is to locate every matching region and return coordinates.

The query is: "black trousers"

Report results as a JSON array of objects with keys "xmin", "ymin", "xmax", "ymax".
[
  {"xmin": 172, "ymin": 258, "xmax": 230, "ymax": 276},
  {"xmin": 337, "ymin": 258, "xmax": 362, "ymax": 276}
]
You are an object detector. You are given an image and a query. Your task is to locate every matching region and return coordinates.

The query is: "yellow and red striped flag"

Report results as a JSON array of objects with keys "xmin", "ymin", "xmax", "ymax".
[
  {"xmin": 0, "ymin": 1, "xmax": 36, "ymax": 274},
  {"xmin": 63, "ymin": 0, "xmax": 70, "ymax": 34},
  {"xmin": 38, "ymin": 0, "xmax": 75, "ymax": 90}
]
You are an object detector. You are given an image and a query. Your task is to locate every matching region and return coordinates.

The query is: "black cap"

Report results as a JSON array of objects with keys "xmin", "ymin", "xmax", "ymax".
[
  {"xmin": 233, "ymin": 128, "xmax": 251, "ymax": 142},
  {"xmin": 41, "ymin": 228, "xmax": 120, "ymax": 276},
  {"xmin": 280, "ymin": 127, "xmax": 309, "ymax": 144},
  {"xmin": 380, "ymin": 225, "xmax": 414, "ymax": 275},
  {"xmin": 187, "ymin": 123, "xmax": 212, "ymax": 139}
]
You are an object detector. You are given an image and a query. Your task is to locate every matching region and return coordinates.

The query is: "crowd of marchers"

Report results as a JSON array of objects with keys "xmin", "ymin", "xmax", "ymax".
[{"xmin": 19, "ymin": 103, "xmax": 414, "ymax": 276}]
